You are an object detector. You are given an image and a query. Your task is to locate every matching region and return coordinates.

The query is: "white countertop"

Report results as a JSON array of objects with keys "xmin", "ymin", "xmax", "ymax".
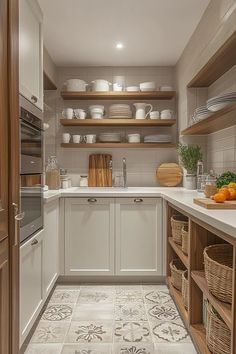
[{"xmin": 44, "ymin": 187, "xmax": 236, "ymax": 238}]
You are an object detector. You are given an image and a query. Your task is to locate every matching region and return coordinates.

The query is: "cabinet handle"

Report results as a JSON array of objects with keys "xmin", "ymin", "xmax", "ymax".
[
  {"xmin": 31, "ymin": 239, "xmax": 38, "ymax": 246},
  {"xmin": 31, "ymin": 95, "xmax": 38, "ymax": 103},
  {"xmin": 88, "ymin": 198, "xmax": 97, "ymax": 203},
  {"xmin": 134, "ymin": 198, "xmax": 143, "ymax": 203}
]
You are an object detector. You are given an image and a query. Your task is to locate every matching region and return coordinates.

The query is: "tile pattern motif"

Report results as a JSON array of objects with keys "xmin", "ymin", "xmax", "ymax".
[{"xmin": 25, "ymin": 284, "xmax": 196, "ymax": 354}]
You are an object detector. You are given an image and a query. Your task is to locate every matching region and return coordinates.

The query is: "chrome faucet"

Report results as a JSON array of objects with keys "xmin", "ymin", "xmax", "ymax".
[{"xmin": 122, "ymin": 157, "xmax": 127, "ymax": 188}]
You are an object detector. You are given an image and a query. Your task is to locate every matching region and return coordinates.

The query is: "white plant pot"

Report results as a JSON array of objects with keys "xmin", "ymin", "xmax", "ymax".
[{"xmin": 183, "ymin": 174, "xmax": 197, "ymax": 190}]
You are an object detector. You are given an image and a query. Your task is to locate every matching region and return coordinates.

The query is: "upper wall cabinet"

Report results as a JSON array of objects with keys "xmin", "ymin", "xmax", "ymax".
[{"xmin": 19, "ymin": 0, "xmax": 43, "ymax": 110}]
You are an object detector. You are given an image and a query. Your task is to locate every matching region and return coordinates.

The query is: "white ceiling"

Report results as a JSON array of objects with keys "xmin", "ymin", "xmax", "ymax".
[{"xmin": 39, "ymin": 0, "xmax": 210, "ymax": 67}]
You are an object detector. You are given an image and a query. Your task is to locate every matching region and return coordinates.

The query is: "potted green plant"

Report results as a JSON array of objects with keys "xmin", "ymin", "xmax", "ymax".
[{"xmin": 177, "ymin": 143, "xmax": 203, "ymax": 189}]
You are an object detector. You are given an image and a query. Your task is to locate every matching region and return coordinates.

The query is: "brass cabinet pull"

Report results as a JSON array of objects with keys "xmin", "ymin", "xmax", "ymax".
[
  {"xmin": 31, "ymin": 95, "xmax": 38, "ymax": 103},
  {"xmin": 134, "ymin": 198, "xmax": 143, "ymax": 203},
  {"xmin": 31, "ymin": 239, "xmax": 38, "ymax": 246},
  {"xmin": 88, "ymin": 198, "xmax": 97, "ymax": 203}
]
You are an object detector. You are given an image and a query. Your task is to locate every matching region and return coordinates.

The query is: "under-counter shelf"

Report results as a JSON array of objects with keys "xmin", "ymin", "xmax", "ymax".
[
  {"xmin": 167, "ymin": 277, "xmax": 188, "ymax": 326},
  {"xmin": 168, "ymin": 237, "xmax": 188, "ymax": 268},
  {"xmin": 60, "ymin": 118, "xmax": 176, "ymax": 127},
  {"xmin": 181, "ymin": 102, "xmax": 236, "ymax": 135},
  {"xmin": 61, "ymin": 143, "xmax": 176, "ymax": 149},
  {"xmin": 60, "ymin": 91, "xmax": 175, "ymax": 100}
]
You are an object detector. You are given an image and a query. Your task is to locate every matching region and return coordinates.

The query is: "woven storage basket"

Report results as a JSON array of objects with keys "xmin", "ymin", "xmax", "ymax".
[
  {"xmin": 171, "ymin": 215, "xmax": 188, "ymax": 245},
  {"xmin": 206, "ymin": 302, "xmax": 231, "ymax": 354},
  {"xmin": 182, "ymin": 270, "xmax": 188, "ymax": 309},
  {"xmin": 170, "ymin": 259, "xmax": 185, "ymax": 291},
  {"xmin": 204, "ymin": 244, "xmax": 233, "ymax": 304},
  {"xmin": 181, "ymin": 225, "xmax": 189, "ymax": 255}
]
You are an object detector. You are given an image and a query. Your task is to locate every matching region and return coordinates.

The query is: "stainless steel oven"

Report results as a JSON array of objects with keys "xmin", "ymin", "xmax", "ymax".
[{"xmin": 20, "ymin": 95, "xmax": 44, "ymax": 243}]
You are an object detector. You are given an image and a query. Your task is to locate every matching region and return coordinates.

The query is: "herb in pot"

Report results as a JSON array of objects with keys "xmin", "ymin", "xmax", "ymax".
[
  {"xmin": 216, "ymin": 171, "xmax": 236, "ymax": 188},
  {"xmin": 177, "ymin": 143, "xmax": 203, "ymax": 174}
]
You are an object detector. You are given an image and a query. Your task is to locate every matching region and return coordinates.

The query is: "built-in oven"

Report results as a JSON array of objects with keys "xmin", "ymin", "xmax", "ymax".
[{"xmin": 20, "ymin": 95, "xmax": 44, "ymax": 243}]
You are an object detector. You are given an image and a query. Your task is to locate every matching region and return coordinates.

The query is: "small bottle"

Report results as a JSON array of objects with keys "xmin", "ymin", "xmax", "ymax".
[
  {"xmin": 45, "ymin": 156, "xmax": 60, "ymax": 190},
  {"xmin": 197, "ymin": 161, "xmax": 204, "ymax": 192}
]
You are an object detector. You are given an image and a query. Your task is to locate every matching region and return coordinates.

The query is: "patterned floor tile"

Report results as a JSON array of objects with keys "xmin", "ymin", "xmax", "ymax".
[
  {"xmin": 78, "ymin": 290, "xmax": 114, "ymax": 304},
  {"xmin": 61, "ymin": 343, "xmax": 112, "ymax": 353},
  {"xmin": 30, "ymin": 321, "xmax": 70, "ymax": 343},
  {"xmin": 116, "ymin": 285, "xmax": 143, "ymax": 290},
  {"xmin": 80, "ymin": 285, "xmax": 115, "ymax": 292},
  {"xmin": 113, "ymin": 342, "xmax": 154, "ymax": 353},
  {"xmin": 143, "ymin": 290, "xmax": 172, "ymax": 305},
  {"xmin": 49, "ymin": 290, "xmax": 80, "ymax": 304},
  {"xmin": 56, "ymin": 285, "xmax": 81, "ymax": 290},
  {"xmin": 72, "ymin": 303, "xmax": 114, "ymax": 320},
  {"xmin": 65, "ymin": 320, "xmax": 113, "ymax": 343},
  {"xmin": 115, "ymin": 303, "xmax": 147, "ymax": 321},
  {"xmin": 25, "ymin": 344, "xmax": 63, "ymax": 354},
  {"xmin": 150, "ymin": 320, "xmax": 191, "ymax": 343},
  {"xmin": 142, "ymin": 285, "xmax": 168, "ymax": 292},
  {"xmin": 116, "ymin": 290, "xmax": 143, "ymax": 303},
  {"xmin": 114, "ymin": 322, "xmax": 152, "ymax": 343},
  {"xmin": 146, "ymin": 304, "xmax": 180, "ymax": 322},
  {"xmin": 42, "ymin": 304, "xmax": 74, "ymax": 322},
  {"xmin": 154, "ymin": 342, "xmax": 197, "ymax": 353}
]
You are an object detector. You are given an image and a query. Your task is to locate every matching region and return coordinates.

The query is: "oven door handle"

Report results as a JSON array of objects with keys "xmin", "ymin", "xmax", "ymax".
[{"xmin": 12, "ymin": 203, "xmax": 25, "ymax": 246}]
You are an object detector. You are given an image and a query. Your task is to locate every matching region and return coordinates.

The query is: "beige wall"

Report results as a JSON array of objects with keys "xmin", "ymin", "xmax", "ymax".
[{"xmin": 43, "ymin": 46, "xmax": 58, "ymax": 86}]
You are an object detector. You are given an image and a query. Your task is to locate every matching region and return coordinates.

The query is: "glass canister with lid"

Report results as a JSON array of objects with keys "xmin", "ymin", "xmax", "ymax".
[{"xmin": 45, "ymin": 156, "xmax": 60, "ymax": 190}]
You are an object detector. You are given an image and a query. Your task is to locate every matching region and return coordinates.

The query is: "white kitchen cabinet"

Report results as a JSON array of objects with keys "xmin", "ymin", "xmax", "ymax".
[
  {"xmin": 43, "ymin": 199, "xmax": 59, "ymax": 298},
  {"xmin": 19, "ymin": 0, "xmax": 43, "ymax": 110},
  {"xmin": 20, "ymin": 229, "xmax": 44, "ymax": 346},
  {"xmin": 65, "ymin": 198, "xmax": 115, "ymax": 275},
  {"xmin": 115, "ymin": 198, "xmax": 163, "ymax": 276}
]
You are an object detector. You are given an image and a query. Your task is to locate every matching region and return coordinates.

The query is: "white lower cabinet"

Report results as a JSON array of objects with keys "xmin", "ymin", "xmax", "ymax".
[
  {"xmin": 43, "ymin": 199, "xmax": 59, "ymax": 297},
  {"xmin": 20, "ymin": 229, "xmax": 44, "ymax": 345},
  {"xmin": 65, "ymin": 198, "xmax": 115, "ymax": 275},
  {"xmin": 115, "ymin": 198, "xmax": 163, "ymax": 275}
]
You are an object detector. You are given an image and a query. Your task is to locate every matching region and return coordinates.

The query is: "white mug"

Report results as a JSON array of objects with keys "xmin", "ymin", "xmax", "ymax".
[
  {"xmin": 84, "ymin": 134, "xmax": 96, "ymax": 144},
  {"xmin": 72, "ymin": 135, "xmax": 82, "ymax": 143},
  {"xmin": 161, "ymin": 109, "xmax": 173, "ymax": 119},
  {"xmin": 74, "ymin": 109, "xmax": 86, "ymax": 119},
  {"xmin": 62, "ymin": 133, "xmax": 71, "ymax": 143},
  {"xmin": 62, "ymin": 108, "xmax": 74, "ymax": 119},
  {"xmin": 150, "ymin": 111, "xmax": 159, "ymax": 119}
]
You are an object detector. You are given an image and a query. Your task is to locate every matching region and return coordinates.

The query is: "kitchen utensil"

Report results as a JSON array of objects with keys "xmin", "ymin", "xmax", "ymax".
[
  {"xmin": 134, "ymin": 102, "xmax": 153, "ymax": 119},
  {"xmin": 84, "ymin": 134, "xmax": 96, "ymax": 144},
  {"xmin": 150, "ymin": 111, "xmax": 160, "ymax": 119},
  {"xmin": 88, "ymin": 154, "xmax": 112, "ymax": 187},
  {"xmin": 64, "ymin": 79, "xmax": 87, "ymax": 92},
  {"xmin": 156, "ymin": 163, "xmax": 183, "ymax": 187},
  {"xmin": 139, "ymin": 82, "xmax": 156, "ymax": 92},
  {"xmin": 62, "ymin": 108, "xmax": 74, "ymax": 119},
  {"xmin": 62, "ymin": 133, "xmax": 71, "ymax": 143},
  {"xmin": 91, "ymin": 79, "xmax": 112, "ymax": 92},
  {"xmin": 126, "ymin": 86, "xmax": 139, "ymax": 92},
  {"xmin": 74, "ymin": 109, "xmax": 86, "ymax": 119},
  {"xmin": 194, "ymin": 198, "xmax": 236, "ymax": 209},
  {"xmin": 127, "ymin": 133, "xmax": 141, "ymax": 143},
  {"xmin": 72, "ymin": 135, "xmax": 83, "ymax": 143}
]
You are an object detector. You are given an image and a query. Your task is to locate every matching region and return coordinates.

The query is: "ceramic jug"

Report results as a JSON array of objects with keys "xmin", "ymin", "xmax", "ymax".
[{"xmin": 134, "ymin": 102, "xmax": 153, "ymax": 119}]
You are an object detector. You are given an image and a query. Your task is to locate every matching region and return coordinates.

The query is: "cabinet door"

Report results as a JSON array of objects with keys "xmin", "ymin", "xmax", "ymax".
[
  {"xmin": 43, "ymin": 200, "xmax": 59, "ymax": 297},
  {"xmin": 0, "ymin": 239, "xmax": 9, "ymax": 354},
  {"xmin": 116, "ymin": 198, "xmax": 163, "ymax": 276},
  {"xmin": 20, "ymin": 229, "xmax": 44, "ymax": 345},
  {"xmin": 65, "ymin": 198, "xmax": 115, "ymax": 275},
  {"xmin": 19, "ymin": 0, "xmax": 43, "ymax": 110}
]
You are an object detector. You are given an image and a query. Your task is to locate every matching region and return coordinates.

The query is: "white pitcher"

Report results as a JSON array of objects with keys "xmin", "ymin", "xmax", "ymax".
[{"xmin": 134, "ymin": 103, "xmax": 153, "ymax": 119}]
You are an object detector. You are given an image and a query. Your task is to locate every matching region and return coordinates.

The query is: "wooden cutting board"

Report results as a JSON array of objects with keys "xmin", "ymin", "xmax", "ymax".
[
  {"xmin": 194, "ymin": 198, "xmax": 236, "ymax": 209},
  {"xmin": 156, "ymin": 163, "xmax": 183, "ymax": 187},
  {"xmin": 88, "ymin": 154, "xmax": 112, "ymax": 187}
]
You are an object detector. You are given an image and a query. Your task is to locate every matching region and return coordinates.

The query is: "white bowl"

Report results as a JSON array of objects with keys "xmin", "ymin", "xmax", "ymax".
[
  {"xmin": 89, "ymin": 105, "xmax": 104, "ymax": 111},
  {"xmin": 91, "ymin": 113, "xmax": 103, "ymax": 119},
  {"xmin": 140, "ymin": 82, "xmax": 156, "ymax": 91},
  {"xmin": 126, "ymin": 86, "xmax": 139, "ymax": 92}
]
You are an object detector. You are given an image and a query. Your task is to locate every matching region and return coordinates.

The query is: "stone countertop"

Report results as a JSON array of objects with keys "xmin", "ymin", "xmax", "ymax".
[{"xmin": 44, "ymin": 187, "xmax": 236, "ymax": 238}]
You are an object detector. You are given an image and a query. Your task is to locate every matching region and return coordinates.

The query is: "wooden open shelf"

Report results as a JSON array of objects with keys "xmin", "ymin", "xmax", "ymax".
[
  {"xmin": 167, "ymin": 277, "xmax": 188, "ymax": 326},
  {"xmin": 191, "ymin": 271, "xmax": 232, "ymax": 329},
  {"xmin": 188, "ymin": 30, "xmax": 236, "ymax": 87},
  {"xmin": 168, "ymin": 237, "xmax": 188, "ymax": 268},
  {"xmin": 61, "ymin": 91, "xmax": 175, "ymax": 100},
  {"xmin": 181, "ymin": 103, "xmax": 236, "ymax": 135},
  {"xmin": 61, "ymin": 143, "xmax": 176, "ymax": 149},
  {"xmin": 60, "ymin": 118, "xmax": 176, "ymax": 127},
  {"xmin": 190, "ymin": 324, "xmax": 211, "ymax": 354}
]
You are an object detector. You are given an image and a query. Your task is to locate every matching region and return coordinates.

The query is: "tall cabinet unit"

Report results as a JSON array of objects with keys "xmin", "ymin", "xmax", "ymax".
[{"xmin": 19, "ymin": 0, "xmax": 43, "ymax": 110}]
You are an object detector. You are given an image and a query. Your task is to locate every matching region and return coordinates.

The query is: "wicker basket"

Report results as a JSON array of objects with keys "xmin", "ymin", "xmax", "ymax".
[
  {"xmin": 206, "ymin": 302, "xmax": 231, "ymax": 354},
  {"xmin": 181, "ymin": 225, "xmax": 189, "ymax": 255},
  {"xmin": 170, "ymin": 259, "xmax": 185, "ymax": 291},
  {"xmin": 204, "ymin": 244, "xmax": 233, "ymax": 304},
  {"xmin": 182, "ymin": 270, "xmax": 188, "ymax": 309},
  {"xmin": 171, "ymin": 215, "xmax": 188, "ymax": 245}
]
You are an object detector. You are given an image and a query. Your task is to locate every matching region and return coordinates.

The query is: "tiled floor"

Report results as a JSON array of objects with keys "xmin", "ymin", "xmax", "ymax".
[{"xmin": 24, "ymin": 284, "xmax": 197, "ymax": 354}]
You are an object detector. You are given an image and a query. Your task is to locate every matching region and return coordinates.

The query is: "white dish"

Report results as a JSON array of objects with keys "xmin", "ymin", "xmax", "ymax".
[
  {"xmin": 126, "ymin": 86, "xmax": 139, "ymax": 92},
  {"xmin": 160, "ymin": 86, "xmax": 173, "ymax": 91},
  {"xmin": 64, "ymin": 79, "xmax": 87, "ymax": 92},
  {"xmin": 207, "ymin": 102, "xmax": 231, "ymax": 112},
  {"xmin": 140, "ymin": 81, "xmax": 156, "ymax": 90},
  {"xmin": 91, "ymin": 79, "xmax": 112, "ymax": 92}
]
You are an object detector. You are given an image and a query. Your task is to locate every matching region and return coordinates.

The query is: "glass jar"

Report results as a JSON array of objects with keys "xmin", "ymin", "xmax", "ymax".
[
  {"xmin": 79, "ymin": 175, "xmax": 88, "ymax": 187},
  {"xmin": 45, "ymin": 156, "xmax": 60, "ymax": 190},
  {"xmin": 204, "ymin": 173, "xmax": 217, "ymax": 198}
]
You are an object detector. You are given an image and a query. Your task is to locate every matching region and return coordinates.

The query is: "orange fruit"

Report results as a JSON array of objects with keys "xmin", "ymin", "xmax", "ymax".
[
  {"xmin": 218, "ymin": 187, "xmax": 231, "ymax": 200},
  {"xmin": 213, "ymin": 193, "xmax": 226, "ymax": 203},
  {"xmin": 228, "ymin": 188, "xmax": 236, "ymax": 200}
]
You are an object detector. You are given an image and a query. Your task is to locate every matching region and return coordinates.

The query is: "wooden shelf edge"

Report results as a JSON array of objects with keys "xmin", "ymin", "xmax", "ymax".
[
  {"xmin": 60, "ymin": 118, "xmax": 176, "ymax": 127},
  {"xmin": 191, "ymin": 271, "xmax": 232, "ymax": 329},
  {"xmin": 168, "ymin": 238, "xmax": 189, "ymax": 268},
  {"xmin": 167, "ymin": 277, "xmax": 189, "ymax": 327},
  {"xmin": 61, "ymin": 143, "xmax": 176, "ymax": 149},
  {"xmin": 190, "ymin": 324, "xmax": 211, "ymax": 354}
]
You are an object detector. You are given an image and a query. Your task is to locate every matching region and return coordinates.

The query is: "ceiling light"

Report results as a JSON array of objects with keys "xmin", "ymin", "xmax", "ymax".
[{"xmin": 116, "ymin": 43, "xmax": 124, "ymax": 49}]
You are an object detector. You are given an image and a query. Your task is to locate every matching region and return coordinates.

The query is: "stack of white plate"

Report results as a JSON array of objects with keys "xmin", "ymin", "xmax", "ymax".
[
  {"xmin": 109, "ymin": 104, "xmax": 132, "ymax": 119},
  {"xmin": 206, "ymin": 92, "xmax": 236, "ymax": 112},
  {"xmin": 193, "ymin": 105, "xmax": 212, "ymax": 122},
  {"xmin": 144, "ymin": 134, "xmax": 172, "ymax": 143},
  {"xmin": 99, "ymin": 133, "xmax": 121, "ymax": 143}
]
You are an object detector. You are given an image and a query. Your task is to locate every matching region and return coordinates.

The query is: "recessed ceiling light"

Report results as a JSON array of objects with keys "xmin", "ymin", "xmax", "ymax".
[{"xmin": 116, "ymin": 43, "xmax": 124, "ymax": 49}]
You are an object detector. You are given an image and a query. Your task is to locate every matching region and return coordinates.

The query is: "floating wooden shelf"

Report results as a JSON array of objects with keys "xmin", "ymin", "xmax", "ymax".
[
  {"xmin": 190, "ymin": 325, "xmax": 211, "ymax": 354},
  {"xmin": 168, "ymin": 237, "xmax": 188, "ymax": 268},
  {"xmin": 181, "ymin": 103, "xmax": 236, "ymax": 135},
  {"xmin": 167, "ymin": 277, "xmax": 188, "ymax": 326},
  {"xmin": 61, "ymin": 143, "xmax": 176, "ymax": 149},
  {"xmin": 60, "ymin": 91, "xmax": 175, "ymax": 100},
  {"xmin": 188, "ymin": 30, "xmax": 236, "ymax": 87},
  {"xmin": 191, "ymin": 271, "xmax": 232, "ymax": 329},
  {"xmin": 60, "ymin": 118, "xmax": 176, "ymax": 127}
]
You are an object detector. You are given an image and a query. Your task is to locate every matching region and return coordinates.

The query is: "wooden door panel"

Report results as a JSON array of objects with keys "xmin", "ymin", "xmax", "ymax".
[{"xmin": 0, "ymin": 238, "xmax": 9, "ymax": 354}]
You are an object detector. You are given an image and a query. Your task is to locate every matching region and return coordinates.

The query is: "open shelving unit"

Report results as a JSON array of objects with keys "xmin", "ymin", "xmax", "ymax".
[
  {"xmin": 60, "ymin": 118, "xmax": 176, "ymax": 127},
  {"xmin": 61, "ymin": 143, "xmax": 176, "ymax": 149},
  {"xmin": 166, "ymin": 202, "xmax": 236, "ymax": 354},
  {"xmin": 60, "ymin": 90, "xmax": 175, "ymax": 100}
]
